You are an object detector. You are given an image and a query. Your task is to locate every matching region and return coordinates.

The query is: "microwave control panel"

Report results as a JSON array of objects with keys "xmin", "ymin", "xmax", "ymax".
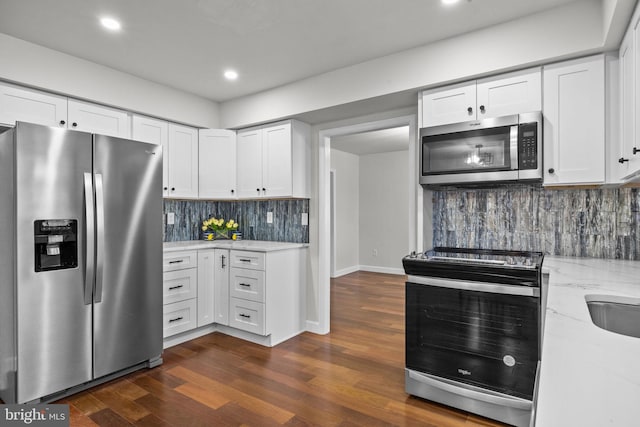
[{"xmin": 518, "ymin": 122, "xmax": 538, "ymax": 170}]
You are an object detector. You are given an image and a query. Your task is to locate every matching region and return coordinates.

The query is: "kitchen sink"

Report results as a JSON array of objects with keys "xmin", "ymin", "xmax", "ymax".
[{"xmin": 585, "ymin": 295, "xmax": 640, "ymax": 339}]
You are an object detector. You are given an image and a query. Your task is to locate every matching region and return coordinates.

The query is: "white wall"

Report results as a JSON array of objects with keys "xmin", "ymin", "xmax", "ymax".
[
  {"xmin": 220, "ymin": 0, "xmax": 628, "ymax": 128},
  {"xmin": 0, "ymin": 33, "xmax": 220, "ymax": 128},
  {"xmin": 359, "ymin": 151, "xmax": 409, "ymax": 274},
  {"xmin": 330, "ymin": 149, "xmax": 360, "ymax": 276}
]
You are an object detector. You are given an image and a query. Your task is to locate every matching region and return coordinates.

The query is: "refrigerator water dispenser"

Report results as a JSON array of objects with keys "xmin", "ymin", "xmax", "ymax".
[{"xmin": 34, "ymin": 219, "xmax": 78, "ymax": 271}]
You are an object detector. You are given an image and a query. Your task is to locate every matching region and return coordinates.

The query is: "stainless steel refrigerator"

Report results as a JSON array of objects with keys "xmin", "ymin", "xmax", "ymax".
[{"xmin": 0, "ymin": 121, "xmax": 163, "ymax": 404}]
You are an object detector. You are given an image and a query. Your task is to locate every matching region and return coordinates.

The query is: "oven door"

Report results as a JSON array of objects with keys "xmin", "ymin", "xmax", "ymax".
[
  {"xmin": 406, "ymin": 276, "xmax": 539, "ymax": 400},
  {"xmin": 420, "ymin": 115, "xmax": 519, "ymax": 185}
]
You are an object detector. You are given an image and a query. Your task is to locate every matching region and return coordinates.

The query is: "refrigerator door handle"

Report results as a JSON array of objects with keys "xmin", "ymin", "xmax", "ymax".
[
  {"xmin": 83, "ymin": 173, "xmax": 95, "ymax": 305},
  {"xmin": 94, "ymin": 173, "xmax": 105, "ymax": 303}
]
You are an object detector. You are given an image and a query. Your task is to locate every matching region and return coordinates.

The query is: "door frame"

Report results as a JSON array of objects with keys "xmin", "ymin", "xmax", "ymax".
[{"xmin": 316, "ymin": 113, "xmax": 420, "ymax": 334}]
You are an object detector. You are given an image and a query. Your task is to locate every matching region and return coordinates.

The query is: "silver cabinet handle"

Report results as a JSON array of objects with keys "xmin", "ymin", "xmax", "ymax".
[
  {"xmin": 83, "ymin": 173, "xmax": 95, "ymax": 305},
  {"xmin": 94, "ymin": 173, "xmax": 105, "ymax": 303}
]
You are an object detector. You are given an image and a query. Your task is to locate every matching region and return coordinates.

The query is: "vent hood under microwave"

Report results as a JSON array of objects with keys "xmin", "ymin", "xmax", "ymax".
[{"xmin": 420, "ymin": 112, "xmax": 542, "ymax": 187}]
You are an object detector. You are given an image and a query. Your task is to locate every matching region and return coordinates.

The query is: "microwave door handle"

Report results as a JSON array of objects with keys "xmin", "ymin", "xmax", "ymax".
[{"xmin": 510, "ymin": 125, "xmax": 518, "ymax": 170}]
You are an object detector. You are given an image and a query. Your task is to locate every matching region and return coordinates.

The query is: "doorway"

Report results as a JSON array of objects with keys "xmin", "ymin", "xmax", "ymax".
[{"xmin": 316, "ymin": 113, "xmax": 421, "ymax": 334}]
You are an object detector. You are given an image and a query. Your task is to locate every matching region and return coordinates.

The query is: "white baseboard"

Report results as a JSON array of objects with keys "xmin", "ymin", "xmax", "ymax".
[
  {"xmin": 305, "ymin": 320, "xmax": 329, "ymax": 335},
  {"xmin": 332, "ymin": 265, "xmax": 359, "ymax": 278},
  {"xmin": 358, "ymin": 265, "xmax": 405, "ymax": 276},
  {"xmin": 163, "ymin": 324, "xmax": 217, "ymax": 349}
]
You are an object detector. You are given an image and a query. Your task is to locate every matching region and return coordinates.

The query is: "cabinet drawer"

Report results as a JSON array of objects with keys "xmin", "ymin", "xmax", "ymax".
[
  {"xmin": 230, "ymin": 250, "xmax": 265, "ymax": 271},
  {"xmin": 163, "ymin": 250, "xmax": 197, "ymax": 272},
  {"xmin": 163, "ymin": 299, "xmax": 197, "ymax": 338},
  {"xmin": 230, "ymin": 268, "xmax": 265, "ymax": 303},
  {"xmin": 229, "ymin": 297, "xmax": 266, "ymax": 336},
  {"xmin": 163, "ymin": 268, "xmax": 197, "ymax": 304}
]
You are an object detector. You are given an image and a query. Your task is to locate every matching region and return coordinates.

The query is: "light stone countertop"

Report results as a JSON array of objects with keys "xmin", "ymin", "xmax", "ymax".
[
  {"xmin": 536, "ymin": 256, "xmax": 640, "ymax": 427},
  {"xmin": 163, "ymin": 239, "xmax": 308, "ymax": 253}
]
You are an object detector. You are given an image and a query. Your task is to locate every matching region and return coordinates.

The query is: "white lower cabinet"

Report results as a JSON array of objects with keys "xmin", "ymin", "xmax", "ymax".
[
  {"xmin": 162, "ymin": 299, "xmax": 197, "ymax": 337},
  {"xmin": 162, "ymin": 251, "xmax": 198, "ymax": 338},
  {"xmin": 163, "ymin": 246, "xmax": 306, "ymax": 346}
]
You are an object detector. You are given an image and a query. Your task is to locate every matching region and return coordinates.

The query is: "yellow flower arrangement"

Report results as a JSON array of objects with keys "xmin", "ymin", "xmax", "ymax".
[{"xmin": 202, "ymin": 217, "xmax": 239, "ymax": 240}]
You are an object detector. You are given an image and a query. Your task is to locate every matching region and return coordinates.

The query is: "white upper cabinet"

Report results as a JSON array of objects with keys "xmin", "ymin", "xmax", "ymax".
[
  {"xmin": 543, "ymin": 55, "xmax": 605, "ymax": 186},
  {"xmin": 236, "ymin": 120, "xmax": 310, "ymax": 199},
  {"xmin": 199, "ymin": 129, "xmax": 237, "ymax": 199},
  {"xmin": 616, "ymin": 7, "xmax": 640, "ymax": 181},
  {"xmin": 236, "ymin": 128, "xmax": 263, "ymax": 198},
  {"xmin": 0, "ymin": 82, "xmax": 67, "ymax": 128},
  {"xmin": 421, "ymin": 67, "xmax": 541, "ymax": 127},
  {"xmin": 476, "ymin": 69, "xmax": 541, "ymax": 118},
  {"xmin": 132, "ymin": 115, "xmax": 169, "ymax": 192},
  {"xmin": 422, "ymin": 82, "xmax": 476, "ymax": 126},
  {"xmin": 67, "ymin": 99, "xmax": 131, "ymax": 138},
  {"xmin": 167, "ymin": 123, "xmax": 198, "ymax": 199}
]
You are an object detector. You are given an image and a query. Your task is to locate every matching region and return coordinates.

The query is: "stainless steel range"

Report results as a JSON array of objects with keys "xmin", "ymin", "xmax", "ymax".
[{"xmin": 403, "ymin": 247, "xmax": 544, "ymax": 427}]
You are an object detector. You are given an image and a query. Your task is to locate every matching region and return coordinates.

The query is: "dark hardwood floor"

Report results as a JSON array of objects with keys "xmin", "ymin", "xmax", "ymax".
[{"xmin": 61, "ymin": 271, "xmax": 506, "ymax": 426}]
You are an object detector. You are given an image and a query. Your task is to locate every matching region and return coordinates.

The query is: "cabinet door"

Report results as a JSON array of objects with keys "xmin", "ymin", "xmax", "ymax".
[
  {"xmin": 197, "ymin": 250, "xmax": 215, "ymax": 327},
  {"xmin": 543, "ymin": 55, "xmax": 605, "ymax": 185},
  {"xmin": 236, "ymin": 128, "xmax": 263, "ymax": 198},
  {"xmin": 630, "ymin": 14, "xmax": 640, "ymax": 175},
  {"xmin": 476, "ymin": 68, "xmax": 541, "ymax": 119},
  {"xmin": 167, "ymin": 123, "xmax": 198, "ymax": 198},
  {"xmin": 422, "ymin": 82, "xmax": 476, "ymax": 127},
  {"xmin": 262, "ymin": 123, "xmax": 292, "ymax": 197},
  {"xmin": 199, "ymin": 129, "xmax": 237, "ymax": 199},
  {"xmin": 0, "ymin": 82, "xmax": 67, "ymax": 127},
  {"xmin": 132, "ymin": 115, "xmax": 169, "ymax": 195},
  {"xmin": 213, "ymin": 249, "xmax": 230, "ymax": 326},
  {"xmin": 68, "ymin": 99, "xmax": 131, "ymax": 138},
  {"xmin": 619, "ymin": 31, "xmax": 635, "ymax": 179}
]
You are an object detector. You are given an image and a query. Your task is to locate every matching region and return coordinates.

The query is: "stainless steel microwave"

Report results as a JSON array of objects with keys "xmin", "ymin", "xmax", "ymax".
[{"xmin": 420, "ymin": 112, "xmax": 542, "ymax": 186}]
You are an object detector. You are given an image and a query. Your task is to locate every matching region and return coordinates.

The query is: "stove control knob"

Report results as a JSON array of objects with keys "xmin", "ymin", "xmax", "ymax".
[
  {"xmin": 410, "ymin": 251, "xmax": 416, "ymax": 258},
  {"xmin": 523, "ymin": 258, "xmax": 532, "ymax": 266}
]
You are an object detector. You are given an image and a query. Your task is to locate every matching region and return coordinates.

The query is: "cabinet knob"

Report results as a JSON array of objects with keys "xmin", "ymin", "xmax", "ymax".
[
  {"xmin": 72, "ymin": 122, "xmax": 78, "ymax": 127},
  {"xmin": 163, "ymin": 186, "xmax": 168, "ymax": 191},
  {"xmin": 633, "ymin": 147, "xmax": 639, "ymax": 155},
  {"xmin": 467, "ymin": 107, "xmax": 473, "ymax": 114},
  {"xmin": 171, "ymin": 187, "xmax": 176, "ymax": 191},
  {"xmin": 59, "ymin": 120, "xmax": 66, "ymax": 126},
  {"xmin": 479, "ymin": 105, "xmax": 485, "ymax": 113},
  {"xmin": 619, "ymin": 158, "xmax": 629, "ymax": 164},
  {"xmin": 262, "ymin": 188, "xmax": 266, "ymax": 192},
  {"xmin": 231, "ymin": 189, "xmax": 234, "ymax": 194},
  {"xmin": 256, "ymin": 188, "xmax": 260, "ymax": 192},
  {"xmin": 548, "ymin": 168, "xmax": 555, "ymax": 174}
]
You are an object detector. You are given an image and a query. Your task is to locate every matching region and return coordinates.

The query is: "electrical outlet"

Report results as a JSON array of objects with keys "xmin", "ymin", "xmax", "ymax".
[
  {"xmin": 301, "ymin": 212, "xmax": 308, "ymax": 226},
  {"xmin": 373, "ymin": 249, "xmax": 378, "ymax": 257},
  {"xmin": 267, "ymin": 211, "xmax": 273, "ymax": 224},
  {"xmin": 167, "ymin": 212, "xmax": 175, "ymax": 225}
]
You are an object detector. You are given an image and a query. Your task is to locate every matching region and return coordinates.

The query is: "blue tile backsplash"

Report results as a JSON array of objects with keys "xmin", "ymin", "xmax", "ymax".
[
  {"xmin": 163, "ymin": 199, "xmax": 309, "ymax": 243},
  {"xmin": 432, "ymin": 186, "xmax": 640, "ymax": 260}
]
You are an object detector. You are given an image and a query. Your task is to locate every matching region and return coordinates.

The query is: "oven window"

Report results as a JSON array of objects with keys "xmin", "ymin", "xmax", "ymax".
[
  {"xmin": 422, "ymin": 126, "xmax": 512, "ymax": 175},
  {"xmin": 406, "ymin": 282, "xmax": 539, "ymax": 399}
]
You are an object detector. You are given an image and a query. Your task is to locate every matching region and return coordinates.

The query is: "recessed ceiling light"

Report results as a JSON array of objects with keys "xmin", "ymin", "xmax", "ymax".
[
  {"xmin": 442, "ymin": 0, "xmax": 460, "ymax": 5},
  {"xmin": 100, "ymin": 17, "xmax": 121, "ymax": 31},
  {"xmin": 224, "ymin": 70, "xmax": 238, "ymax": 81}
]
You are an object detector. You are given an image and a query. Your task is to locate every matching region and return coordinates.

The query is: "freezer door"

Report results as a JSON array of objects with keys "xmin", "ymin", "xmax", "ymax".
[
  {"xmin": 15, "ymin": 122, "xmax": 93, "ymax": 403},
  {"xmin": 93, "ymin": 134, "xmax": 163, "ymax": 378}
]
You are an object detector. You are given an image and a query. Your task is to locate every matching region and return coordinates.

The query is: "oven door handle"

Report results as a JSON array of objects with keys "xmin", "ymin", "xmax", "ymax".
[
  {"xmin": 407, "ymin": 369, "xmax": 533, "ymax": 411},
  {"xmin": 407, "ymin": 275, "xmax": 540, "ymax": 297}
]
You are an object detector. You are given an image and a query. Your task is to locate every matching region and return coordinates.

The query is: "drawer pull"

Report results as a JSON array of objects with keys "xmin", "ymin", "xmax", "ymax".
[
  {"xmin": 239, "ymin": 258, "xmax": 252, "ymax": 263},
  {"xmin": 239, "ymin": 313, "xmax": 251, "ymax": 319},
  {"xmin": 168, "ymin": 285, "xmax": 184, "ymax": 290},
  {"xmin": 239, "ymin": 283, "xmax": 251, "ymax": 287},
  {"xmin": 168, "ymin": 316, "xmax": 184, "ymax": 323},
  {"xmin": 169, "ymin": 260, "xmax": 184, "ymax": 264}
]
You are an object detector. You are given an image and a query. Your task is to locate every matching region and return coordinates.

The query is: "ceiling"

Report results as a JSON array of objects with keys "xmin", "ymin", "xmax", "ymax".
[
  {"xmin": 0, "ymin": 0, "xmax": 585, "ymax": 103},
  {"xmin": 331, "ymin": 126, "xmax": 410, "ymax": 156}
]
